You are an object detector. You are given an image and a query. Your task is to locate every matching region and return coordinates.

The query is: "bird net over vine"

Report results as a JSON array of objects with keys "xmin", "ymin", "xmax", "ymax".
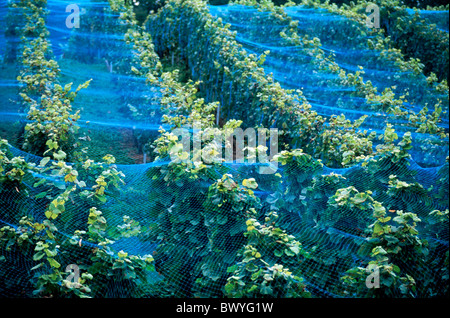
[{"xmin": 0, "ymin": 0, "xmax": 448, "ymax": 299}]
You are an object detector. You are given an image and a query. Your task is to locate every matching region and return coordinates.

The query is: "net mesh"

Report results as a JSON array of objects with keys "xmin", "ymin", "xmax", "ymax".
[
  {"xmin": 0, "ymin": 0, "xmax": 448, "ymax": 298},
  {"xmin": 206, "ymin": 3, "xmax": 449, "ymax": 167},
  {"xmin": 405, "ymin": 8, "xmax": 449, "ymax": 32}
]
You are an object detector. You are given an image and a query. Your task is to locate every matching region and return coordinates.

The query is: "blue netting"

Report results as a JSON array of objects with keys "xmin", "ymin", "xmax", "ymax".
[
  {"xmin": 406, "ymin": 8, "xmax": 449, "ymax": 32},
  {"xmin": 0, "ymin": 0, "xmax": 448, "ymax": 299},
  {"xmin": 207, "ymin": 4, "xmax": 449, "ymax": 167}
]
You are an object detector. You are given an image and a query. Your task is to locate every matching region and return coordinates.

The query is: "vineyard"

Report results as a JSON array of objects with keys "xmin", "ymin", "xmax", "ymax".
[{"xmin": 0, "ymin": 0, "xmax": 448, "ymax": 299}]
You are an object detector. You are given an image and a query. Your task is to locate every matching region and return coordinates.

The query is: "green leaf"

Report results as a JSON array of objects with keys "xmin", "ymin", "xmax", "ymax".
[
  {"xmin": 64, "ymin": 83, "xmax": 72, "ymax": 92},
  {"xmin": 53, "ymin": 150, "xmax": 67, "ymax": 161},
  {"xmin": 96, "ymin": 195, "xmax": 107, "ymax": 203},
  {"xmin": 383, "ymin": 276, "xmax": 394, "ymax": 288},
  {"xmin": 289, "ymin": 245, "xmax": 300, "ymax": 255},
  {"xmin": 373, "ymin": 222, "xmax": 384, "ymax": 235},
  {"xmin": 33, "ymin": 251, "xmax": 45, "ymax": 261},
  {"xmin": 39, "ymin": 157, "xmax": 51, "ymax": 167},
  {"xmin": 409, "ymin": 228, "xmax": 419, "ymax": 235},
  {"xmin": 30, "ymin": 263, "xmax": 44, "ymax": 271},
  {"xmin": 47, "ymin": 258, "xmax": 60, "ymax": 268},
  {"xmin": 371, "ymin": 246, "xmax": 388, "ymax": 256},
  {"xmin": 260, "ymin": 284, "xmax": 273, "ymax": 295},
  {"xmin": 284, "ymin": 249, "xmax": 295, "ymax": 257},
  {"xmin": 248, "ymin": 284, "xmax": 258, "ymax": 293},
  {"xmin": 251, "ymin": 269, "xmax": 262, "ymax": 281},
  {"xmin": 384, "ymin": 235, "xmax": 399, "ymax": 245},
  {"xmin": 33, "ymin": 178, "xmax": 47, "ymax": 188},
  {"xmin": 77, "ymin": 180, "xmax": 86, "ymax": 188},
  {"xmin": 227, "ymin": 265, "xmax": 238, "ymax": 273},
  {"xmin": 35, "ymin": 191, "xmax": 48, "ymax": 199},
  {"xmin": 274, "ymin": 250, "xmax": 283, "ymax": 257},
  {"xmin": 76, "ymin": 79, "xmax": 92, "ymax": 92},
  {"xmin": 352, "ymin": 193, "xmax": 368, "ymax": 204},
  {"xmin": 131, "ymin": 66, "xmax": 140, "ymax": 75},
  {"xmin": 45, "ymin": 139, "xmax": 58, "ymax": 150},
  {"xmin": 242, "ymin": 178, "xmax": 258, "ymax": 189},
  {"xmin": 245, "ymin": 262, "xmax": 259, "ymax": 272},
  {"xmin": 65, "ymin": 173, "xmax": 77, "ymax": 183},
  {"xmin": 393, "ymin": 265, "xmax": 401, "ymax": 273}
]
